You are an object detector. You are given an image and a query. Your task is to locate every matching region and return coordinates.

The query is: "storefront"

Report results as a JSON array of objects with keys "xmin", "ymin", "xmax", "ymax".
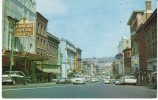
[{"xmin": 2, "ymin": 49, "xmax": 49, "ymax": 83}]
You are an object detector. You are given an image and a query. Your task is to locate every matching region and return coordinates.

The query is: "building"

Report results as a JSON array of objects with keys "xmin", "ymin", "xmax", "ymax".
[
  {"xmin": 144, "ymin": 9, "xmax": 157, "ymax": 83},
  {"xmin": 46, "ymin": 32, "xmax": 60, "ymax": 79},
  {"xmin": 104, "ymin": 63, "xmax": 113, "ymax": 77},
  {"xmin": 82, "ymin": 61, "xmax": 91, "ymax": 77},
  {"xmin": 127, "ymin": 0, "xmax": 155, "ymax": 85},
  {"xmin": 59, "ymin": 38, "xmax": 82, "ymax": 78},
  {"xmin": 35, "ymin": 12, "xmax": 49, "ymax": 82},
  {"xmin": 35, "ymin": 12, "xmax": 61, "ymax": 82},
  {"xmin": 115, "ymin": 53, "xmax": 123, "ymax": 80},
  {"xmin": 75, "ymin": 48, "xmax": 82, "ymax": 73},
  {"xmin": 112, "ymin": 59, "xmax": 119, "ymax": 79},
  {"xmin": 118, "ymin": 37, "xmax": 131, "ymax": 54},
  {"xmin": 115, "ymin": 37, "xmax": 131, "ymax": 81},
  {"xmin": 136, "ymin": 22, "xmax": 147, "ymax": 84},
  {"xmin": 123, "ymin": 48, "xmax": 131, "ymax": 75},
  {"xmin": 2, "ymin": 0, "xmax": 42, "ymax": 80}
]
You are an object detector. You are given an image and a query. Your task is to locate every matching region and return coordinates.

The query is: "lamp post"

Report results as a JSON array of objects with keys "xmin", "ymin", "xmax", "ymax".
[{"xmin": 7, "ymin": 16, "xmax": 18, "ymax": 72}]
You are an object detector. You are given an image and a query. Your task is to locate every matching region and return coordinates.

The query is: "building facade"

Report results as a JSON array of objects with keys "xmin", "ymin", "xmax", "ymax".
[
  {"xmin": 136, "ymin": 23, "xmax": 147, "ymax": 84},
  {"xmin": 2, "ymin": 0, "xmax": 38, "ymax": 79},
  {"xmin": 59, "ymin": 38, "xmax": 81, "ymax": 78},
  {"xmin": 76, "ymin": 48, "xmax": 82, "ymax": 73},
  {"xmin": 35, "ymin": 12, "xmax": 61, "ymax": 82},
  {"xmin": 2, "ymin": 0, "xmax": 36, "ymax": 53},
  {"xmin": 144, "ymin": 9, "xmax": 157, "ymax": 82},
  {"xmin": 127, "ymin": 0, "xmax": 155, "ymax": 85},
  {"xmin": 115, "ymin": 53, "xmax": 124, "ymax": 80},
  {"xmin": 123, "ymin": 48, "xmax": 131, "ymax": 75},
  {"xmin": 116, "ymin": 37, "xmax": 131, "ymax": 81}
]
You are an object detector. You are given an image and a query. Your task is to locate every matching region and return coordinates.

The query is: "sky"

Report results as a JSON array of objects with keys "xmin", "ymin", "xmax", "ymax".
[{"xmin": 36, "ymin": 0, "xmax": 157, "ymax": 58}]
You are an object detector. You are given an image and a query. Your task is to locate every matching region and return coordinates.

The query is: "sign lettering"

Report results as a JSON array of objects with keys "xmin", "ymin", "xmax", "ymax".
[{"xmin": 15, "ymin": 22, "xmax": 34, "ymax": 37}]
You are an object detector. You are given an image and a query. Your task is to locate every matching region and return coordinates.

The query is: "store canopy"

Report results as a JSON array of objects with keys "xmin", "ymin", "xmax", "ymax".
[
  {"xmin": 36, "ymin": 64, "xmax": 60, "ymax": 74},
  {"xmin": 2, "ymin": 49, "xmax": 49, "ymax": 61}
]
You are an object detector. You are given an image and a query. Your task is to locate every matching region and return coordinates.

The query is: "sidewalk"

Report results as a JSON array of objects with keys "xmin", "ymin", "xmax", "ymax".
[{"xmin": 146, "ymin": 82, "xmax": 155, "ymax": 89}]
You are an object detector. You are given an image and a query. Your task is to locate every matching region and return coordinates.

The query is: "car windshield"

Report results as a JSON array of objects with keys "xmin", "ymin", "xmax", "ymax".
[{"xmin": 4, "ymin": 71, "xmax": 18, "ymax": 75}]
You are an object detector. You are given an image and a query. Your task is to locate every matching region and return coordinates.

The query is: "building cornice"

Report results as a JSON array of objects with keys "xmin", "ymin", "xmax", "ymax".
[{"xmin": 127, "ymin": 10, "xmax": 144, "ymax": 25}]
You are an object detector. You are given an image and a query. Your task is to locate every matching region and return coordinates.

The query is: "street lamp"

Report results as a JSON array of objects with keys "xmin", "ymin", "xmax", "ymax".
[{"xmin": 7, "ymin": 16, "xmax": 18, "ymax": 72}]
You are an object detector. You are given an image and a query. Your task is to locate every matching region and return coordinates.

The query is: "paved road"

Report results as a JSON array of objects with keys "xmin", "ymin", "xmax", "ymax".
[{"xmin": 2, "ymin": 82, "xmax": 157, "ymax": 98}]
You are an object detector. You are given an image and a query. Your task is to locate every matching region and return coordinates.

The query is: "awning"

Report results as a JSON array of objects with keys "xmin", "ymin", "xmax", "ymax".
[
  {"xmin": 2, "ymin": 49, "xmax": 49, "ymax": 61},
  {"xmin": 36, "ymin": 64, "xmax": 60, "ymax": 74}
]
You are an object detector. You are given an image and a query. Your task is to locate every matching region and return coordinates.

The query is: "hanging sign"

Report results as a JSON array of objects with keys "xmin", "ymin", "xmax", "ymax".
[{"xmin": 15, "ymin": 19, "xmax": 34, "ymax": 37}]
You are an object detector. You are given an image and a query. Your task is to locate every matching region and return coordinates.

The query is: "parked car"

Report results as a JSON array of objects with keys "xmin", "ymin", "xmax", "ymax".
[
  {"xmin": 115, "ymin": 80, "xmax": 121, "ymax": 85},
  {"xmin": 104, "ymin": 78, "xmax": 110, "ymax": 84},
  {"xmin": 151, "ymin": 71, "xmax": 157, "ymax": 89},
  {"xmin": 111, "ymin": 79, "xmax": 117, "ymax": 84},
  {"xmin": 95, "ymin": 78, "xmax": 99, "ymax": 82},
  {"xmin": 122, "ymin": 75, "xmax": 137, "ymax": 85},
  {"xmin": 52, "ymin": 79, "xmax": 58, "ymax": 82},
  {"xmin": 71, "ymin": 75, "xmax": 86, "ymax": 85},
  {"xmin": 2, "ymin": 71, "xmax": 31, "ymax": 85},
  {"xmin": 56, "ymin": 78, "xmax": 72, "ymax": 84},
  {"xmin": 91, "ymin": 78, "xmax": 97, "ymax": 83}
]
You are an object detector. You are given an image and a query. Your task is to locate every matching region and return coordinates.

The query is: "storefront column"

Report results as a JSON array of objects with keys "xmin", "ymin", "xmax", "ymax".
[
  {"xmin": 24, "ymin": 57, "xmax": 27, "ymax": 73},
  {"xmin": 31, "ymin": 61, "xmax": 36, "ymax": 83},
  {"xmin": 42, "ymin": 60, "xmax": 44, "ymax": 82}
]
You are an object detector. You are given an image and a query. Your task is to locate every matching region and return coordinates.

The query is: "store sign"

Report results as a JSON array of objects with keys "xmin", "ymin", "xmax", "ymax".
[{"xmin": 15, "ymin": 19, "xmax": 34, "ymax": 37}]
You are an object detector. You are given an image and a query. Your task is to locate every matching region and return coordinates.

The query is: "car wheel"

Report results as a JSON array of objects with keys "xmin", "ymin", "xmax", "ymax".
[{"xmin": 12, "ymin": 79, "xmax": 16, "ymax": 85}]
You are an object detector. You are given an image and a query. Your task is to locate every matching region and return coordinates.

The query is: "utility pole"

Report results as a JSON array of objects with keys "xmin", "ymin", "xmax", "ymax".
[{"xmin": 8, "ymin": 16, "xmax": 17, "ymax": 72}]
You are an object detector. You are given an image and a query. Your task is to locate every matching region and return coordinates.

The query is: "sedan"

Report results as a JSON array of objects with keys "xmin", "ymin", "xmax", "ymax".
[
  {"xmin": 56, "ymin": 78, "xmax": 72, "ymax": 84},
  {"xmin": 104, "ymin": 79, "xmax": 110, "ymax": 84},
  {"xmin": 91, "ymin": 78, "xmax": 97, "ymax": 83},
  {"xmin": 122, "ymin": 76, "xmax": 137, "ymax": 85},
  {"xmin": 71, "ymin": 75, "xmax": 86, "ymax": 85},
  {"xmin": 2, "ymin": 71, "xmax": 31, "ymax": 85}
]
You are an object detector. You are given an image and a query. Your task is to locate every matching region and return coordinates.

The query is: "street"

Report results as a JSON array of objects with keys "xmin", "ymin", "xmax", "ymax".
[{"xmin": 2, "ymin": 81, "xmax": 157, "ymax": 98}]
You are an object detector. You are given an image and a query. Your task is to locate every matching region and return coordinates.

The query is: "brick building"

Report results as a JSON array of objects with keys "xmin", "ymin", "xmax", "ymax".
[
  {"xmin": 127, "ymin": 0, "xmax": 153, "ymax": 85},
  {"xmin": 144, "ymin": 9, "xmax": 157, "ymax": 82},
  {"xmin": 123, "ymin": 48, "xmax": 131, "ymax": 75},
  {"xmin": 35, "ymin": 12, "xmax": 60, "ymax": 82}
]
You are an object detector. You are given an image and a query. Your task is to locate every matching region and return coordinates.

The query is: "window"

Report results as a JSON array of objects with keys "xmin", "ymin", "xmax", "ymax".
[
  {"xmin": 128, "ymin": 52, "xmax": 130, "ymax": 56},
  {"xmin": 41, "ymin": 25, "xmax": 43, "ymax": 30}
]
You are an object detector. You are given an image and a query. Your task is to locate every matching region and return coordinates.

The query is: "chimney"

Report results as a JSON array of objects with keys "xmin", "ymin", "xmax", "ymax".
[
  {"xmin": 145, "ymin": 0, "xmax": 152, "ymax": 12},
  {"xmin": 145, "ymin": 0, "xmax": 152, "ymax": 20}
]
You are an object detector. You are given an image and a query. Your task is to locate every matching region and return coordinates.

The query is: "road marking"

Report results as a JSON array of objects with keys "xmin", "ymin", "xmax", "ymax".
[
  {"xmin": 2, "ymin": 86, "xmax": 67, "ymax": 91},
  {"xmin": 2, "ymin": 83, "xmax": 95, "ymax": 91}
]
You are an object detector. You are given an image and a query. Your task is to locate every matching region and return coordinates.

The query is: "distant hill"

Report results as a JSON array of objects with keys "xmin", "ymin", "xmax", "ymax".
[{"xmin": 83, "ymin": 57, "xmax": 115, "ymax": 63}]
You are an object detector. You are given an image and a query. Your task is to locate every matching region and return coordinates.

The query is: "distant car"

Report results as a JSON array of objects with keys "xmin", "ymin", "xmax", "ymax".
[
  {"xmin": 104, "ymin": 78, "xmax": 110, "ymax": 84},
  {"xmin": 115, "ymin": 80, "xmax": 121, "ymax": 85},
  {"xmin": 52, "ymin": 79, "xmax": 58, "ymax": 82},
  {"xmin": 71, "ymin": 75, "xmax": 86, "ymax": 85},
  {"xmin": 2, "ymin": 71, "xmax": 31, "ymax": 85},
  {"xmin": 122, "ymin": 76, "xmax": 137, "ymax": 85},
  {"xmin": 56, "ymin": 78, "xmax": 71, "ymax": 84},
  {"xmin": 111, "ymin": 79, "xmax": 117, "ymax": 84},
  {"xmin": 95, "ymin": 78, "xmax": 99, "ymax": 82},
  {"xmin": 91, "ymin": 78, "xmax": 97, "ymax": 83}
]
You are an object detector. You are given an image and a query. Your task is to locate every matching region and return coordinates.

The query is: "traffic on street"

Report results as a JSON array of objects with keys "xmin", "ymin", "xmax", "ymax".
[
  {"xmin": 2, "ymin": 81, "xmax": 156, "ymax": 98},
  {"xmin": 2, "ymin": 0, "xmax": 157, "ymax": 99}
]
